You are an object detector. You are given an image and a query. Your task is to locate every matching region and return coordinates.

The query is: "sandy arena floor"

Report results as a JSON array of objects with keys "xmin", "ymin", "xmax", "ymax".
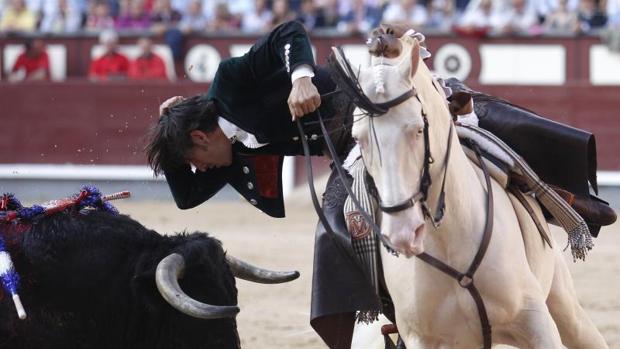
[{"xmin": 115, "ymin": 197, "xmax": 620, "ymax": 349}]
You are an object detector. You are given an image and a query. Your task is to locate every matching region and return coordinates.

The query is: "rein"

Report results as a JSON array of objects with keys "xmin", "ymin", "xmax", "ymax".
[{"xmin": 296, "ymin": 106, "xmax": 400, "ymax": 255}]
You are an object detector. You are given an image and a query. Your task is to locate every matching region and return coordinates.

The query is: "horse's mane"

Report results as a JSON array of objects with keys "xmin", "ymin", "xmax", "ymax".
[{"xmin": 327, "ymin": 47, "xmax": 391, "ymax": 117}]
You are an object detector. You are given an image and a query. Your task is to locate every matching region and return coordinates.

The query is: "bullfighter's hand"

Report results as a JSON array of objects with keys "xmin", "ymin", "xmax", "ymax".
[
  {"xmin": 159, "ymin": 96, "xmax": 185, "ymax": 116},
  {"xmin": 288, "ymin": 77, "xmax": 321, "ymax": 120}
]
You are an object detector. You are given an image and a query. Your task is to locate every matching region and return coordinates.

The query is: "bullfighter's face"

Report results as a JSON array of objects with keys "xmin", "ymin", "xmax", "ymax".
[{"xmin": 187, "ymin": 127, "xmax": 233, "ymax": 171}]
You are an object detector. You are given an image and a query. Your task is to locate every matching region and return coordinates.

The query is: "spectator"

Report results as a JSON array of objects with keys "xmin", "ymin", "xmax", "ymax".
[
  {"xmin": 0, "ymin": 0, "xmax": 38, "ymax": 32},
  {"xmin": 150, "ymin": 0, "xmax": 184, "ymax": 60},
  {"xmin": 199, "ymin": 0, "xmax": 251, "ymax": 24},
  {"xmin": 241, "ymin": 0, "xmax": 272, "ymax": 32},
  {"xmin": 107, "ymin": 0, "xmax": 121, "ymax": 17},
  {"xmin": 86, "ymin": 0, "xmax": 115, "ymax": 31},
  {"xmin": 544, "ymin": 0, "xmax": 579, "ymax": 32},
  {"xmin": 89, "ymin": 30, "xmax": 130, "ymax": 81},
  {"xmin": 337, "ymin": 0, "xmax": 383, "ymax": 34},
  {"xmin": 425, "ymin": 0, "xmax": 455, "ymax": 30},
  {"xmin": 491, "ymin": 0, "xmax": 538, "ymax": 34},
  {"xmin": 535, "ymin": 0, "xmax": 578, "ymax": 21},
  {"xmin": 25, "ymin": 0, "xmax": 44, "ymax": 22},
  {"xmin": 577, "ymin": 0, "xmax": 607, "ymax": 31},
  {"xmin": 297, "ymin": 0, "xmax": 319, "ymax": 30},
  {"xmin": 170, "ymin": 0, "xmax": 190, "ymax": 14},
  {"xmin": 608, "ymin": 0, "xmax": 620, "ymax": 25},
  {"xmin": 151, "ymin": 0, "xmax": 182, "ymax": 34},
  {"xmin": 128, "ymin": 37, "xmax": 169, "ymax": 80},
  {"xmin": 116, "ymin": 0, "xmax": 151, "ymax": 30},
  {"xmin": 455, "ymin": 0, "xmax": 473, "ymax": 14},
  {"xmin": 179, "ymin": 0, "xmax": 208, "ymax": 32},
  {"xmin": 314, "ymin": 0, "xmax": 340, "ymax": 29},
  {"xmin": 270, "ymin": 0, "xmax": 296, "ymax": 27},
  {"xmin": 8, "ymin": 38, "xmax": 50, "ymax": 82},
  {"xmin": 382, "ymin": 0, "xmax": 428, "ymax": 29},
  {"xmin": 39, "ymin": 0, "xmax": 83, "ymax": 33},
  {"xmin": 227, "ymin": 0, "xmax": 254, "ymax": 20},
  {"xmin": 456, "ymin": 0, "xmax": 495, "ymax": 35},
  {"xmin": 207, "ymin": 2, "xmax": 240, "ymax": 32}
]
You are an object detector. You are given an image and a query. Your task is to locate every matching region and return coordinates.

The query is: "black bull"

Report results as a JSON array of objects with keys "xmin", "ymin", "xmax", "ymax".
[{"xmin": 0, "ymin": 211, "xmax": 298, "ymax": 349}]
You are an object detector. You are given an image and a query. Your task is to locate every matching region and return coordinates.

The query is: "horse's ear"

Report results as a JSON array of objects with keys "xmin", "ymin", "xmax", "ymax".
[{"xmin": 410, "ymin": 39, "xmax": 420, "ymax": 79}]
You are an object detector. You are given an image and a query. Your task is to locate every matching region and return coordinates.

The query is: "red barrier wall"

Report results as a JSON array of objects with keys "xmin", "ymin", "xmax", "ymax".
[
  {"xmin": 0, "ymin": 82, "xmax": 207, "ymax": 165},
  {"xmin": 0, "ymin": 81, "xmax": 618, "ymax": 171},
  {"xmin": 1, "ymin": 34, "xmax": 619, "ymax": 171}
]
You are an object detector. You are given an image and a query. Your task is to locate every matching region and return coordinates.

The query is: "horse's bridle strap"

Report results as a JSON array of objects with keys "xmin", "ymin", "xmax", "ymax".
[
  {"xmin": 416, "ymin": 142, "xmax": 494, "ymax": 349},
  {"xmin": 373, "ymin": 89, "xmax": 416, "ymax": 114},
  {"xmin": 376, "ymin": 114, "xmax": 454, "ymax": 229},
  {"xmin": 379, "ymin": 192, "xmax": 425, "ymax": 213}
]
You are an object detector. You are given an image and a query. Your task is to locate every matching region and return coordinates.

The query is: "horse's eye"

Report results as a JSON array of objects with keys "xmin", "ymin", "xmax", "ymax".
[{"xmin": 417, "ymin": 128, "xmax": 424, "ymax": 135}]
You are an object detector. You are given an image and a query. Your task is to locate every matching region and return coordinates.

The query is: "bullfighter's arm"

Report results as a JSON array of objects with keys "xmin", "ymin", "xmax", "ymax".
[
  {"xmin": 247, "ymin": 20, "xmax": 316, "ymax": 80},
  {"xmin": 164, "ymin": 165, "xmax": 227, "ymax": 210},
  {"xmin": 249, "ymin": 20, "xmax": 320, "ymax": 118},
  {"xmin": 208, "ymin": 21, "xmax": 320, "ymax": 119}
]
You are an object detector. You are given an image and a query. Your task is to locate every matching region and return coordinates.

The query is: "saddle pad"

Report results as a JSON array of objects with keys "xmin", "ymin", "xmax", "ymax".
[
  {"xmin": 456, "ymin": 124, "xmax": 592, "ymax": 261},
  {"xmin": 461, "ymin": 145, "xmax": 510, "ymax": 189}
]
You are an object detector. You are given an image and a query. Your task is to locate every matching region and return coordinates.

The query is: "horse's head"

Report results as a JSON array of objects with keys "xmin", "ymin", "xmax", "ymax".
[{"xmin": 346, "ymin": 33, "xmax": 452, "ymax": 257}]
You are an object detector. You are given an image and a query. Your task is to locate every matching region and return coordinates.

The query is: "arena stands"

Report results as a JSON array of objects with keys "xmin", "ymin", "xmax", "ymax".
[{"xmin": 0, "ymin": 0, "xmax": 615, "ymax": 36}]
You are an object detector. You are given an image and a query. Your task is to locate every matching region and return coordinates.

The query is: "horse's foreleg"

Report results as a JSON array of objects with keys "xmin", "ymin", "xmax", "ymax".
[
  {"xmin": 546, "ymin": 250, "xmax": 609, "ymax": 349},
  {"xmin": 505, "ymin": 296, "xmax": 564, "ymax": 349}
]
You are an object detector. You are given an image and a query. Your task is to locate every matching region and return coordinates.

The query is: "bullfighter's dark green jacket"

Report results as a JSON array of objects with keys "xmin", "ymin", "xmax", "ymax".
[{"xmin": 163, "ymin": 21, "xmax": 346, "ymax": 218}]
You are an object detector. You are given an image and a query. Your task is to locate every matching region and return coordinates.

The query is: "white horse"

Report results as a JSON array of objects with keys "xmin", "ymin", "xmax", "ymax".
[{"xmin": 347, "ymin": 33, "xmax": 608, "ymax": 348}]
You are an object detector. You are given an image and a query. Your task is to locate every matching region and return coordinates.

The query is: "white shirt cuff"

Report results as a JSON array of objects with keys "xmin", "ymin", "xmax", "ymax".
[
  {"xmin": 291, "ymin": 64, "xmax": 314, "ymax": 83},
  {"xmin": 458, "ymin": 110, "xmax": 480, "ymax": 127}
]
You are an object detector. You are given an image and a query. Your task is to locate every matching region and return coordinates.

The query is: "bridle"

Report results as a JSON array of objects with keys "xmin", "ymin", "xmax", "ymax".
[
  {"xmin": 370, "ymin": 92, "xmax": 454, "ymax": 231},
  {"xmin": 297, "ymin": 46, "xmax": 495, "ymax": 348}
]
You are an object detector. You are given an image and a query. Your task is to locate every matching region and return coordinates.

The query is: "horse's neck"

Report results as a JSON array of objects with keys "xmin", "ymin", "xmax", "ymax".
[
  {"xmin": 409, "ymin": 67, "xmax": 489, "ymax": 263},
  {"xmin": 425, "ymin": 131, "xmax": 489, "ymax": 264}
]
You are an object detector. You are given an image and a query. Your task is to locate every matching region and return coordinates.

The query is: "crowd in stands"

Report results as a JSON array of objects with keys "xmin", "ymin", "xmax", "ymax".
[
  {"xmin": 0, "ymin": 0, "xmax": 618, "ymax": 37},
  {"xmin": 4, "ymin": 0, "xmax": 619, "ymax": 82}
]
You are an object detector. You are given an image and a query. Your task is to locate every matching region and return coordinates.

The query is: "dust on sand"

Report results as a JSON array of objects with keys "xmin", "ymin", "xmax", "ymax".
[{"xmin": 115, "ymin": 200, "xmax": 620, "ymax": 348}]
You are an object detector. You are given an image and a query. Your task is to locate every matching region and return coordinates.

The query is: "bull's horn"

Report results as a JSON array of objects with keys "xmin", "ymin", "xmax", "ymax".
[
  {"xmin": 155, "ymin": 253, "xmax": 239, "ymax": 319},
  {"xmin": 225, "ymin": 254, "xmax": 300, "ymax": 284}
]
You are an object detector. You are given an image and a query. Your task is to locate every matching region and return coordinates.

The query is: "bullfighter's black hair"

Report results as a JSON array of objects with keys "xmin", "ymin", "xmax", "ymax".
[{"xmin": 145, "ymin": 95, "xmax": 220, "ymax": 175}]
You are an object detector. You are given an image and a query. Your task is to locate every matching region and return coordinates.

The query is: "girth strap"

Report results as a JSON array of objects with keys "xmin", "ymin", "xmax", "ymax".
[
  {"xmin": 415, "ymin": 141, "xmax": 494, "ymax": 349},
  {"xmin": 509, "ymin": 187, "xmax": 553, "ymax": 248}
]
